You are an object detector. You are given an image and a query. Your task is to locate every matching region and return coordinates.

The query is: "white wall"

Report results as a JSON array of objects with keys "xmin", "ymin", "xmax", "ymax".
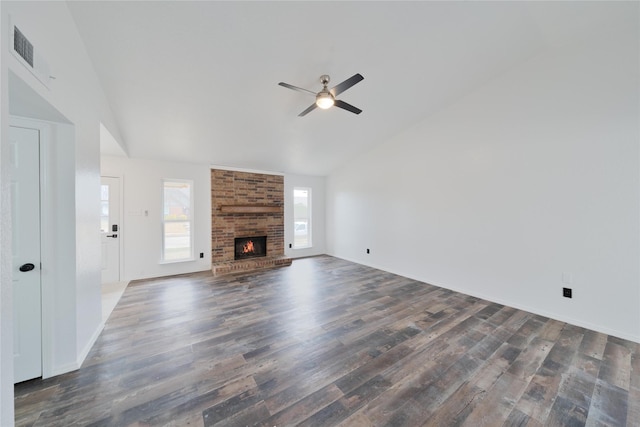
[
  {"xmin": 1, "ymin": 2, "xmax": 123, "ymax": 422},
  {"xmin": 327, "ymin": 16, "xmax": 640, "ymax": 342},
  {"xmin": 101, "ymin": 156, "xmax": 211, "ymax": 280},
  {"xmin": 0, "ymin": 5, "xmax": 9, "ymax": 423},
  {"xmin": 284, "ymin": 174, "xmax": 326, "ymax": 258}
]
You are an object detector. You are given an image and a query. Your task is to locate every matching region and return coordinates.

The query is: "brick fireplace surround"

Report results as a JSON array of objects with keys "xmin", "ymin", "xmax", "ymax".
[{"xmin": 211, "ymin": 169, "xmax": 292, "ymax": 275}]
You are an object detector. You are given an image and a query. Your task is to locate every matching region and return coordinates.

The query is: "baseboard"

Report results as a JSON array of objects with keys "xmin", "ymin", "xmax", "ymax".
[
  {"xmin": 76, "ymin": 320, "xmax": 106, "ymax": 369},
  {"xmin": 47, "ymin": 361, "xmax": 80, "ymax": 378},
  {"xmin": 46, "ymin": 319, "xmax": 105, "ymax": 378},
  {"xmin": 442, "ymin": 283, "xmax": 640, "ymax": 344},
  {"xmin": 329, "ymin": 254, "xmax": 640, "ymax": 344}
]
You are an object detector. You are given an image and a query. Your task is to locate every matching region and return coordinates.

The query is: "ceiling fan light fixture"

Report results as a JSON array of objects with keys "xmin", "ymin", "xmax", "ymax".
[
  {"xmin": 279, "ymin": 73, "xmax": 363, "ymax": 116},
  {"xmin": 316, "ymin": 91, "xmax": 335, "ymax": 109}
]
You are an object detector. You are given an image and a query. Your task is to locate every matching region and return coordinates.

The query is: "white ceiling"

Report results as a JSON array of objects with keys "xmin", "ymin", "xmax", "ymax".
[{"xmin": 67, "ymin": 1, "xmax": 627, "ymax": 176}]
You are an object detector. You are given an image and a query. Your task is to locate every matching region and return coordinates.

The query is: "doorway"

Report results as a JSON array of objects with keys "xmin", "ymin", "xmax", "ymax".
[
  {"xmin": 9, "ymin": 125, "xmax": 43, "ymax": 383},
  {"xmin": 8, "ymin": 75, "xmax": 79, "ymax": 388},
  {"xmin": 100, "ymin": 176, "xmax": 120, "ymax": 284},
  {"xmin": 9, "ymin": 113, "xmax": 76, "ymax": 381}
]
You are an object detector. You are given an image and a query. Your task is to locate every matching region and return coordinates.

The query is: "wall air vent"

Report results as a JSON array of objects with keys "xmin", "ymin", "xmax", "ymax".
[
  {"xmin": 9, "ymin": 16, "xmax": 51, "ymax": 89},
  {"xmin": 13, "ymin": 26, "xmax": 34, "ymax": 67}
]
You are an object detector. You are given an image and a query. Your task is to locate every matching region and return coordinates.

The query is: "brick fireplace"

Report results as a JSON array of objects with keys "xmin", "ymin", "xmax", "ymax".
[{"xmin": 211, "ymin": 169, "xmax": 292, "ymax": 275}]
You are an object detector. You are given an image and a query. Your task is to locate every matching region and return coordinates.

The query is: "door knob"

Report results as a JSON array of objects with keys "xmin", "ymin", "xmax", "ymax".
[
  {"xmin": 19, "ymin": 263, "xmax": 35, "ymax": 272},
  {"xmin": 106, "ymin": 234, "xmax": 118, "ymax": 238}
]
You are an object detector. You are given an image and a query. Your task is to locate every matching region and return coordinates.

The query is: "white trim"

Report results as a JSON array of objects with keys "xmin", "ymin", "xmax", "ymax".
[
  {"xmin": 293, "ymin": 186, "xmax": 312, "ymax": 250},
  {"xmin": 71, "ymin": 320, "xmax": 104, "ymax": 377},
  {"xmin": 161, "ymin": 178, "xmax": 194, "ymax": 263},
  {"xmin": 48, "ymin": 361, "xmax": 80, "ymax": 379},
  {"xmin": 100, "ymin": 175, "xmax": 124, "ymax": 283},
  {"xmin": 49, "ymin": 316, "xmax": 102, "ymax": 377},
  {"xmin": 210, "ymin": 164, "xmax": 285, "ymax": 176},
  {"xmin": 158, "ymin": 258, "xmax": 195, "ymax": 265},
  {"xmin": 9, "ymin": 116, "xmax": 53, "ymax": 379}
]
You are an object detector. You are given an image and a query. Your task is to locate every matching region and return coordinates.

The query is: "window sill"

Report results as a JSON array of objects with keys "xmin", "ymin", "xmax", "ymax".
[{"xmin": 159, "ymin": 258, "xmax": 195, "ymax": 265}]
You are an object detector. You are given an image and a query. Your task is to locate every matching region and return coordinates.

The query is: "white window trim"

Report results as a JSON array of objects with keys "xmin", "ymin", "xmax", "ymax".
[
  {"xmin": 293, "ymin": 186, "xmax": 312, "ymax": 249},
  {"xmin": 161, "ymin": 178, "xmax": 194, "ymax": 263}
]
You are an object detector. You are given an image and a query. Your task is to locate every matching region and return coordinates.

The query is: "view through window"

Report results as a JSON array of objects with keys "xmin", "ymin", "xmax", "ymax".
[
  {"xmin": 100, "ymin": 184, "xmax": 109, "ymax": 233},
  {"xmin": 162, "ymin": 179, "xmax": 193, "ymax": 261},
  {"xmin": 293, "ymin": 187, "xmax": 311, "ymax": 248}
]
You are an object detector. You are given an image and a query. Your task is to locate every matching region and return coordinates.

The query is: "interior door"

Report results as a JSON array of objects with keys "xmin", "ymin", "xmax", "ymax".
[
  {"xmin": 101, "ymin": 176, "xmax": 120, "ymax": 283},
  {"xmin": 10, "ymin": 125, "xmax": 43, "ymax": 383}
]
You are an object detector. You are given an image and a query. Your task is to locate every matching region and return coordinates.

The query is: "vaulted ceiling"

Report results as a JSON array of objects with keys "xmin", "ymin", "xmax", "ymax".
[{"xmin": 68, "ymin": 1, "xmax": 626, "ymax": 175}]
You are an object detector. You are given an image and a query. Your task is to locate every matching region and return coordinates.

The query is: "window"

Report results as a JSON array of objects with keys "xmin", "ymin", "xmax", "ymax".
[
  {"xmin": 293, "ymin": 187, "xmax": 311, "ymax": 248},
  {"xmin": 100, "ymin": 184, "xmax": 109, "ymax": 233},
  {"xmin": 162, "ymin": 179, "xmax": 193, "ymax": 262}
]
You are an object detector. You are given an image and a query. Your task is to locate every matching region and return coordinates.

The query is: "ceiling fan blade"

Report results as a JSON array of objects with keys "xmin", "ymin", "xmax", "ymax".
[
  {"xmin": 278, "ymin": 82, "xmax": 317, "ymax": 96},
  {"xmin": 334, "ymin": 100, "xmax": 362, "ymax": 115},
  {"xmin": 329, "ymin": 73, "xmax": 364, "ymax": 97},
  {"xmin": 298, "ymin": 103, "xmax": 318, "ymax": 117}
]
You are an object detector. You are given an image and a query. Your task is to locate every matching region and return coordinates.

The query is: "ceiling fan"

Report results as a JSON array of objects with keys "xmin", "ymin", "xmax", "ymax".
[{"xmin": 279, "ymin": 73, "xmax": 364, "ymax": 117}]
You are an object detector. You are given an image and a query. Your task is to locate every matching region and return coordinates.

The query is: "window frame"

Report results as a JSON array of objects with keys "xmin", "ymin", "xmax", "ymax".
[
  {"xmin": 293, "ymin": 186, "xmax": 312, "ymax": 249},
  {"xmin": 100, "ymin": 183, "xmax": 110, "ymax": 233},
  {"xmin": 160, "ymin": 178, "xmax": 194, "ymax": 263}
]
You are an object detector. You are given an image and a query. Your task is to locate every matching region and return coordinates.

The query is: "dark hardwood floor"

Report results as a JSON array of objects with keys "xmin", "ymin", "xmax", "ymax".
[{"xmin": 15, "ymin": 255, "xmax": 639, "ymax": 426}]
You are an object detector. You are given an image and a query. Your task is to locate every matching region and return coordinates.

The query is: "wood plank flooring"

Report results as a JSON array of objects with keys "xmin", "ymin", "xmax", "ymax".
[{"xmin": 15, "ymin": 255, "xmax": 640, "ymax": 426}]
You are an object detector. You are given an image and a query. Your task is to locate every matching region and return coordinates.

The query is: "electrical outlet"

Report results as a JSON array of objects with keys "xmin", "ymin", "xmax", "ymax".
[
  {"xmin": 366, "ymin": 248, "xmax": 370, "ymax": 254},
  {"xmin": 200, "ymin": 252, "xmax": 204, "ymax": 258},
  {"xmin": 563, "ymin": 287, "xmax": 572, "ymax": 298},
  {"xmin": 289, "ymin": 243, "xmax": 292, "ymax": 248}
]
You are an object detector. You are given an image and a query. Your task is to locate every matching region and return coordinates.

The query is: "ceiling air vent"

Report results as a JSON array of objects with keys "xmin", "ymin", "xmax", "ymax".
[
  {"xmin": 9, "ymin": 16, "xmax": 51, "ymax": 89},
  {"xmin": 13, "ymin": 26, "xmax": 34, "ymax": 67}
]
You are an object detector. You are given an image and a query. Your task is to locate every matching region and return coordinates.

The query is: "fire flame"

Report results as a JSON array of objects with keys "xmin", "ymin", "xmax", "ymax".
[{"xmin": 242, "ymin": 240, "xmax": 255, "ymax": 253}]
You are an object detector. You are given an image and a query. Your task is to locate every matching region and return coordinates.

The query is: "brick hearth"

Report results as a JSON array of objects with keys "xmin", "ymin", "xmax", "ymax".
[
  {"xmin": 211, "ymin": 169, "xmax": 292, "ymax": 275},
  {"xmin": 211, "ymin": 256, "xmax": 293, "ymax": 276}
]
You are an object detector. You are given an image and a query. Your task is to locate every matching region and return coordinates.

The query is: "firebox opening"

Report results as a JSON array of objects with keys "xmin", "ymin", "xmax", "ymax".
[{"xmin": 234, "ymin": 236, "xmax": 267, "ymax": 260}]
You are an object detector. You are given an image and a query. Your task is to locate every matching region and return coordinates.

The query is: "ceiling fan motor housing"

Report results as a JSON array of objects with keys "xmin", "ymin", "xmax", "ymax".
[{"xmin": 320, "ymin": 75, "xmax": 331, "ymax": 86}]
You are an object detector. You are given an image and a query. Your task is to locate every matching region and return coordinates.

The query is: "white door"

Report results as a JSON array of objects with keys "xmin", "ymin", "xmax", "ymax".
[
  {"xmin": 101, "ymin": 176, "xmax": 120, "ymax": 283},
  {"xmin": 10, "ymin": 126, "xmax": 43, "ymax": 383}
]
